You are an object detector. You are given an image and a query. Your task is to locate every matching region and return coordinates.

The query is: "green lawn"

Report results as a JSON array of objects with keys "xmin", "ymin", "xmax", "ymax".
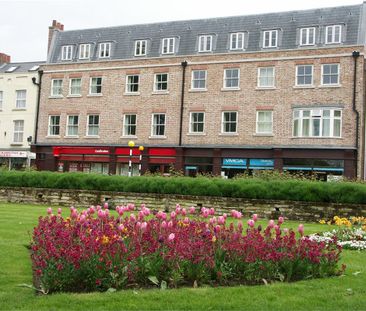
[{"xmin": 0, "ymin": 203, "xmax": 365, "ymax": 310}]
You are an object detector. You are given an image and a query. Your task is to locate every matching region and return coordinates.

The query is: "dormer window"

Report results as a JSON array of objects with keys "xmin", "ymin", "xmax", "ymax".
[
  {"xmin": 162, "ymin": 38, "xmax": 175, "ymax": 54},
  {"xmin": 135, "ymin": 40, "xmax": 147, "ymax": 56},
  {"xmin": 230, "ymin": 33, "xmax": 245, "ymax": 50},
  {"xmin": 99, "ymin": 43, "xmax": 111, "ymax": 58},
  {"xmin": 263, "ymin": 30, "xmax": 278, "ymax": 48},
  {"xmin": 79, "ymin": 44, "xmax": 91, "ymax": 59},
  {"xmin": 198, "ymin": 35, "xmax": 212, "ymax": 52},
  {"xmin": 61, "ymin": 45, "xmax": 73, "ymax": 60},
  {"xmin": 300, "ymin": 27, "xmax": 316, "ymax": 46},
  {"xmin": 325, "ymin": 25, "xmax": 342, "ymax": 44}
]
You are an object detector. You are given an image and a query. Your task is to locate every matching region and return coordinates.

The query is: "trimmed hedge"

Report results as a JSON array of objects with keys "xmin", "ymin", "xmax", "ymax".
[{"xmin": 1, "ymin": 170, "xmax": 366, "ymax": 204}]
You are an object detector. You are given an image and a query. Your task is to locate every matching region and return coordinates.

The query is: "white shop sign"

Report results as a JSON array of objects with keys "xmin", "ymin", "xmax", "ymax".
[{"xmin": 0, "ymin": 151, "xmax": 28, "ymax": 158}]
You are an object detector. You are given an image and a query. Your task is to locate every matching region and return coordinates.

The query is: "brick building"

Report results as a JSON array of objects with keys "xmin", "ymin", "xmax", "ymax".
[{"xmin": 34, "ymin": 4, "xmax": 366, "ymax": 179}]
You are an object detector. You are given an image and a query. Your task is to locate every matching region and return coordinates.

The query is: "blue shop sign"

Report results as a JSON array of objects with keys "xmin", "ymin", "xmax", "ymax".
[
  {"xmin": 249, "ymin": 159, "xmax": 274, "ymax": 169},
  {"xmin": 222, "ymin": 158, "xmax": 247, "ymax": 167}
]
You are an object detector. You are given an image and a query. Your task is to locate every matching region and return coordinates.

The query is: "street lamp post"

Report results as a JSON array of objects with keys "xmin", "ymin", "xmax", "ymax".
[
  {"xmin": 138, "ymin": 146, "xmax": 144, "ymax": 176},
  {"xmin": 128, "ymin": 140, "xmax": 135, "ymax": 177}
]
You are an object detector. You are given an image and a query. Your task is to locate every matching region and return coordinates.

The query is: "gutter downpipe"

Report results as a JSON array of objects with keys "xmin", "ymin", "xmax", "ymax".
[
  {"xmin": 352, "ymin": 51, "xmax": 360, "ymax": 178},
  {"xmin": 179, "ymin": 61, "xmax": 188, "ymax": 146},
  {"xmin": 32, "ymin": 70, "xmax": 43, "ymax": 145}
]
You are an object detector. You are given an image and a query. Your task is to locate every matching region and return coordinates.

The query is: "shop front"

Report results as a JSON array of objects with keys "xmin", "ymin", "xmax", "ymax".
[
  {"xmin": 0, "ymin": 150, "xmax": 35, "ymax": 170},
  {"xmin": 147, "ymin": 148, "xmax": 176, "ymax": 174}
]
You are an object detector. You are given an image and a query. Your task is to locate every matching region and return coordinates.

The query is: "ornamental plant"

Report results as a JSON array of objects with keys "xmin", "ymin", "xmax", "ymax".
[{"xmin": 31, "ymin": 205, "xmax": 342, "ymax": 293}]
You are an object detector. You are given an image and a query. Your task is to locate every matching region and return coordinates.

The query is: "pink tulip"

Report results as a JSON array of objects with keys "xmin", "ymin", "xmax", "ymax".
[
  {"xmin": 183, "ymin": 217, "xmax": 190, "ymax": 224},
  {"xmin": 97, "ymin": 210, "xmax": 104, "ymax": 219},
  {"xmin": 168, "ymin": 220, "xmax": 173, "ymax": 228},
  {"xmin": 96, "ymin": 205, "xmax": 101, "ymax": 211},
  {"xmin": 136, "ymin": 222, "xmax": 141, "ymax": 229},
  {"xmin": 283, "ymin": 228, "xmax": 289, "ymax": 234},
  {"xmin": 118, "ymin": 224, "xmax": 125, "ymax": 232},
  {"xmin": 189, "ymin": 206, "xmax": 196, "ymax": 214},
  {"xmin": 141, "ymin": 222, "xmax": 147, "ymax": 231},
  {"xmin": 168, "ymin": 233, "xmax": 175, "ymax": 241},
  {"xmin": 209, "ymin": 218, "xmax": 215, "ymax": 225},
  {"xmin": 130, "ymin": 213, "xmax": 136, "ymax": 222},
  {"xmin": 181, "ymin": 208, "xmax": 187, "ymax": 216},
  {"xmin": 237, "ymin": 221, "xmax": 243, "ymax": 231},
  {"xmin": 247, "ymin": 219, "xmax": 255, "ymax": 228},
  {"xmin": 80, "ymin": 215, "xmax": 86, "ymax": 224},
  {"xmin": 223, "ymin": 213, "xmax": 227, "ymax": 219},
  {"xmin": 170, "ymin": 211, "xmax": 176, "ymax": 219},
  {"xmin": 143, "ymin": 208, "xmax": 150, "ymax": 216},
  {"xmin": 71, "ymin": 210, "xmax": 78, "ymax": 219},
  {"xmin": 47, "ymin": 208, "xmax": 52, "ymax": 215},
  {"xmin": 161, "ymin": 212, "xmax": 167, "ymax": 220},
  {"xmin": 218, "ymin": 216, "xmax": 225, "ymax": 225},
  {"xmin": 104, "ymin": 202, "xmax": 108, "ymax": 209},
  {"xmin": 57, "ymin": 208, "xmax": 62, "ymax": 215},
  {"xmin": 138, "ymin": 211, "xmax": 145, "ymax": 220},
  {"xmin": 278, "ymin": 216, "xmax": 284, "ymax": 225},
  {"xmin": 215, "ymin": 225, "xmax": 221, "ymax": 233},
  {"xmin": 298, "ymin": 224, "xmax": 304, "ymax": 236},
  {"xmin": 202, "ymin": 210, "xmax": 209, "ymax": 218},
  {"xmin": 209, "ymin": 208, "xmax": 215, "ymax": 216},
  {"xmin": 268, "ymin": 220, "xmax": 275, "ymax": 228},
  {"xmin": 161, "ymin": 221, "xmax": 167, "ymax": 229},
  {"xmin": 105, "ymin": 209, "xmax": 109, "ymax": 217},
  {"xmin": 252, "ymin": 214, "xmax": 258, "ymax": 222}
]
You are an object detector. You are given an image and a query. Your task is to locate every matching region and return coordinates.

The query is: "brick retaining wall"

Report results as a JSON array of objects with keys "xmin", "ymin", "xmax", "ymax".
[{"xmin": 0, "ymin": 187, "xmax": 365, "ymax": 221}]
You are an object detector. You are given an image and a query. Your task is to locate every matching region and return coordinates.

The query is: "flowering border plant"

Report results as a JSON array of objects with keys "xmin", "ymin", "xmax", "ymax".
[{"xmin": 31, "ymin": 204, "xmax": 343, "ymax": 293}]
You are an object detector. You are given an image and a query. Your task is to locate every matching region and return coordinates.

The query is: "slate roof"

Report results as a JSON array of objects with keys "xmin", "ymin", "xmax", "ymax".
[
  {"xmin": 48, "ymin": 3, "xmax": 365, "ymax": 63},
  {"xmin": 0, "ymin": 61, "xmax": 45, "ymax": 73}
]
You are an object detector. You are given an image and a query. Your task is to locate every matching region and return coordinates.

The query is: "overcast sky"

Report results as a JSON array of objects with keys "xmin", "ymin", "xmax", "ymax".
[{"xmin": 0, "ymin": 0, "xmax": 362, "ymax": 62}]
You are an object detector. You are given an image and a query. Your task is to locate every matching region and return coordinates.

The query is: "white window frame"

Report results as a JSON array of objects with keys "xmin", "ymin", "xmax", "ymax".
[
  {"xmin": 191, "ymin": 70, "xmax": 207, "ymax": 90},
  {"xmin": 257, "ymin": 67, "xmax": 275, "ymax": 88},
  {"xmin": 162, "ymin": 38, "xmax": 175, "ymax": 54},
  {"xmin": 13, "ymin": 120, "xmax": 24, "ymax": 143},
  {"xmin": 69, "ymin": 78, "xmax": 82, "ymax": 96},
  {"xmin": 189, "ymin": 112, "xmax": 205, "ymax": 134},
  {"xmin": 87, "ymin": 114, "xmax": 100, "ymax": 136},
  {"xmin": 230, "ymin": 33, "xmax": 245, "ymax": 50},
  {"xmin": 263, "ymin": 30, "xmax": 278, "ymax": 48},
  {"xmin": 61, "ymin": 45, "xmax": 73, "ymax": 61},
  {"xmin": 135, "ymin": 40, "xmax": 147, "ymax": 56},
  {"xmin": 123, "ymin": 114, "xmax": 137, "ymax": 137},
  {"xmin": 48, "ymin": 115, "xmax": 60, "ymax": 136},
  {"xmin": 221, "ymin": 111, "xmax": 238, "ymax": 134},
  {"xmin": 223, "ymin": 68, "xmax": 240, "ymax": 89},
  {"xmin": 256, "ymin": 111, "xmax": 273, "ymax": 134},
  {"xmin": 79, "ymin": 44, "xmax": 91, "ymax": 59},
  {"xmin": 51, "ymin": 79, "xmax": 63, "ymax": 97},
  {"xmin": 293, "ymin": 108, "xmax": 342, "ymax": 138},
  {"xmin": 295, "ymin": 65, "xmax": 314, "ymax": 86},
  {"xmin": 300, "ymin": 27, "xmax": 316, "ymax": 46},
  {"xmin": 325, "ymin": 25, "xmax": 342, "ymax": 44},
  {"xmin": 89, "ymin": 77, "xmax": 103, "ymax": 95},
  {"xmin": 153, "ymin": 73, "xmax": 169, "ymax": 92},
  {"xmin": 0, "ymin": 91, "xmax": 3, "ymax": 110},
  {"xmin": 125, "ymin": 75, "xmax": 140, "ymax": 93},
  {"xmin": 151, "ymin": 113, "xmax": 166, "ymax": 137},
  {"xmin": 99, "ymin": 42, "xmax": 111, "ymax": 58},
  {"xmin": 15, "ymin": 90, "xmax": 26, "ymax": 109},
  {"xmin": 198, "ymin": 35, "xmax": 213, "ymax": 52},
  {"xmin": 321, "ymin": 64, "xmax": 340, "ymax": 86},
  {"xmin": 66, "ymin": 115, "xmax": 79, "ymax": 137}
]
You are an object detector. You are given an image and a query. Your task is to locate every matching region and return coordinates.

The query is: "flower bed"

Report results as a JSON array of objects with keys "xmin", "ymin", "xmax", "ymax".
[
  {"xmin": 310, "ymin": 216, "xmax": 366, "ymax": 251},
  {"xmin": 31, "ymin": 204, "xmax": 343, "ymax": 293}
]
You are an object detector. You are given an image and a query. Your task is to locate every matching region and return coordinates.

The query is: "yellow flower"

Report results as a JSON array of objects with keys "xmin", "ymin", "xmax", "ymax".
[
  {"xmin": 101, "ymin": 235, "xmax": 110, "ymax": 245},
  {"xmin": 319, "ymin": 220, "xmax": 326, "ymax": 224},
  {"xmin": 212, "ymin": 236, "xmax": 217, "ymax": 243}
]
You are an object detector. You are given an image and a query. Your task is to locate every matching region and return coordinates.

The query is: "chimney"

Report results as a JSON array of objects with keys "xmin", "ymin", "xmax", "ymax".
[
  {"xmin": 0, "ymin": 53, "xmax": 11, "ymax": 64},
  {"xmin": 48, "ymin": 20, "xmax": 64, "ymax": 53}
]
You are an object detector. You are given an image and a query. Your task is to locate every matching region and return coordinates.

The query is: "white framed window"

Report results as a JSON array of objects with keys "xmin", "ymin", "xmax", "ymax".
[
  {"xmin": 48, "ymin": 115, "xmax": 60, "ymax": 136},
  {"xmin": 67, "ymin": 115, "xmax": 79, "ymax": 136},
  {"xmin": 296, "ymin": 65, "xmax": 313, "ymax": 86},
  {"xmin": 15, "ymin": 90, "xmax": 26, "ymax": 108},
  {"xmin": 256, "ymin": 111, "xmax": 273, "ymax": 134},
  {"xmin": 189, "ymin": 112, "xmax": 205, "ymax": 133},
  {"xmin": 223, "ymin": 68, "xmax": 240, "ymax": 89},
  {"xmin": 258, "ymin": 67, "xmax": 275, "ymax": 88},
  {"xmin": 69, "ymin": 78, "xmax": 82, "ymax": 95},
  {"xmin": 222, "ymin": 111, "xmax": 238, "ymax": 133},
  {"xmin": 191, "ymin": 70, "xmax": 207, "ymax": 90},
  {"xmin": 79, "ymin": 44, "xmax": 91, "ymax": 59},
  {"xmin": 125, "ymin": 75, "xmax": 139, "ymax": 93},
  {"xmin": 325, "ymin": 25, "xmax": 342, "ymax": 44},
  {"xmin": 293, "ymin": 108, "xmax": 342, "ymax": 138},
  {"xmin": 87, "ymin": 115, "xmax": 100, "ymax": 136},
  {"xmin": 13, "ymin": 120, "xmax": 24, "ymax": 143},
  {"xmin": 99, "ymin": 42, "xmax": 111, "ymax": 58},
  {"xmin": 0, "ymin": 91, "xmax": 3, "ymax": 110},
  {"xmin": 162, "ymin": 38, "xmax": 175, "ymax": 54},
  {"xmin": 135, "ymin": 40, "xmax": 147, "ymax": 56},
  {"xmin": 230, "ymin": 33, "xmax": 245, "ymax": 50},
  {"xmin": 154, "ymin": 73, "xmax": 168, "ymax": 92},
  {"xmin": 300, "ymin": 27, "xmax": 316, "ymax": 46},
  {"xmin": 51, "ymin": 79, "xmax": 63, "ymax": 97},
  {"xmin": 198, "ymin": 35, "xmax": 213, "ymax": 52},
  {"xmin": 123, "ymin": 114, "xmax": 137, "ymax": 136},
  {"xmin": 61, "ymin": 45, "xmax": 73, "ymax": 60},
  {"xmin": 322, "ymin": 64, "xmax": 340, "ymax": 85},
  {"xmin": 263, "ymin": 30, "xmax": 278, "ymax": 48},
  {"xmin": 89, "ymin": 77, "xmax": 102, "ymax": 94},
  {"xmin": 151, "ymin": 113, "xmax": 166, "ymax": 136}
]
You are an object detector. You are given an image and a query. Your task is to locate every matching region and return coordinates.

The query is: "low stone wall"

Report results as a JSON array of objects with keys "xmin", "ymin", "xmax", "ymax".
[{"xmin": 0, "ymin": 186, "xmax": 365, "ymax": 221}]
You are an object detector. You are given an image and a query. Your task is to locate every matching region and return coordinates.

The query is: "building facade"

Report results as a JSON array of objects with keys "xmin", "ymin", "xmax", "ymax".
[
  {"xmin": 0, "ymin": 57, "xmax": 43, "ymax": 169},
  {"xmin": 34, "ymin": 4, "xmax": 366, "ymax": 179}
]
